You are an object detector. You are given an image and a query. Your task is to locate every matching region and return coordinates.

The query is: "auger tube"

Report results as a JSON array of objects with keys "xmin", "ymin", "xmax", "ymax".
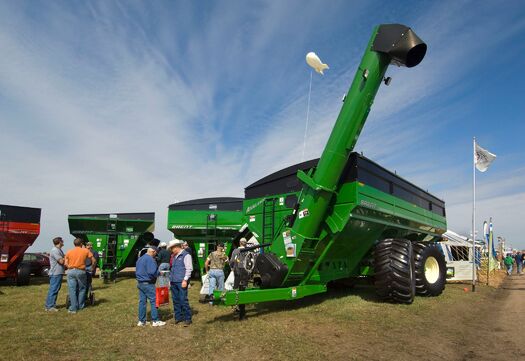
[{"xmin": 285, "ymin": 24, "xmax": 426, "ymax": 284}]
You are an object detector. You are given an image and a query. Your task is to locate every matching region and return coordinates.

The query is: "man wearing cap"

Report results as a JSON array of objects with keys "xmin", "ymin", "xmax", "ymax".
[
  {"xmin": 181, "ymin": 241, "xmax": 194, "ymax": 257},
  {"xmin": 136, "ymin": 246, "xmax": 166, "ymax": 327},
  {"xmin": 157, "ymin": 242, "xmax": 171, "ymax": 271},
  {"xmin": 85, "ymin": 242, "xmax": 99, "ymax": 286},
  {"xmin": 168, "ymin": 239, "xmax": 193, "ymax": 326},
  {"xmin": 205, "ymin": 243, "xmax": 228, "ymax": 303},
  {"xmin": 230, "ymin": 238, "xmax": 248, "ymax": 319}
]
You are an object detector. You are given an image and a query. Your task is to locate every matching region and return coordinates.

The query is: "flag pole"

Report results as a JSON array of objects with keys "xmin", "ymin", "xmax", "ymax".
[
  {"xmin": 302, "ymin": 70, "xmax": 313, "ymax": 161},
  {"xmin": 472, "ymin": 137, "xmax": 476, "ymax": 292},
  {"xmin": 487, "ymin": 217, "xmax": 492, "ymax": 286}
]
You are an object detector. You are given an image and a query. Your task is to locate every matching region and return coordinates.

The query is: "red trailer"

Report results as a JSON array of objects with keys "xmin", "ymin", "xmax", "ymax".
[{"xmin": 0, "ymin": 204, "xmax": 41, "ymax": 285}]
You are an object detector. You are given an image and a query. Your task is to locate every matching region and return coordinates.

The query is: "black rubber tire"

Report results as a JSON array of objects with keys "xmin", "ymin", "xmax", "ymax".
[
  {"xmin": 413, "ymin": 242, "xmax": 447, "ymax": 296},
  {"xmin": 16, "ymin": 264, "xmax": 31, "ymax": 286},
  {"xmin": 374, "ymin": 239, "xmax": 415, "ymax": 304},
  {"xmin": 40, "ymin": 267, "xmax": 50, "ymax": 277},
  {"xmin": 66, "ymin": 294, "xmax": 71, "ymax": 309}
]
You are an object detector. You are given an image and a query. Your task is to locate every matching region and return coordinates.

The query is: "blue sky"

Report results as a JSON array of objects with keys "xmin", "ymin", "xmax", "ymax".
[{"xmin": 1, "ymin": 0, "xmax": 524, "ymax": 251}]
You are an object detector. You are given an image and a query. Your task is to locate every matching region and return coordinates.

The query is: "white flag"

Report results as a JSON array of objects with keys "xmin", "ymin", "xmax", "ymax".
[
  {"xmin": 474, "ymin": 142, "xmax": 496, "ymax": 172},
  {"xmin": 306, "ymin": 52, "xmax": 329, "ymax": 75}
]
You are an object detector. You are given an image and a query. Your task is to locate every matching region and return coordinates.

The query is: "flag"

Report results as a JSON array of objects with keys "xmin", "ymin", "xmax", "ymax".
[
  {"xmin": 483, "ymin": 221, "xmax": 489, "ymax": 243},
  {"xmin": 474, "ymin": 142, "xmax": 496, "ymax": 172},
  {"xmin": 489, "ymin": 220, "xmax": 496, "ymax": 258}
]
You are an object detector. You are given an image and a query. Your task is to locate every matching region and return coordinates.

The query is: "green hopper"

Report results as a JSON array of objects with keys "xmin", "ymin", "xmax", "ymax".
[
  {"xmin": 167, "ymin": 198, "xmax": 244, "ymax": 276},
  {"xmin": 68, "ymin": 212, "xmax": 155, "ymax": 282},
  {"xmin": 209, "ymin": 24, "xmax": 449, "ymax": 312}
]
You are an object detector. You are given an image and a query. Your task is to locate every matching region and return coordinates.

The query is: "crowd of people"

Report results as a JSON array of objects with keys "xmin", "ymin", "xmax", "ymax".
[
  {"xmin": 136, "ymin": 237, "xmax": 248, "ymax": 326},
  {"xmin": 503, "ymin": 251, "xmax": 524, "ymax": 276},
  {"xmin": 44, "ymin": 237, "xmax": 98, "ymax": 313},
  {"xmin": 44, "ymin": 235, "xmax": 248, "ymax": 325}
]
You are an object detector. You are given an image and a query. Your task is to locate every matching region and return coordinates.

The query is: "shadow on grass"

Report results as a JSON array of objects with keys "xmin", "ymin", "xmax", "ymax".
[
  {"xmin": 208, "ymin": 284, "xmax": 381, "ymax": 323},
  {"xmin": 502, "ymin": 287, "xmax": 525, "ymax": 291},
  {"xmin": 0, "ymin": 276, "xmax": 51, "ymax": 287},
  {"xmin": 157, "ymin": 307, "xmax": 200, "ymax": 322},
  {"xmin": 91, "ymin": 297, "xmax": 110, "ymax": 307}
]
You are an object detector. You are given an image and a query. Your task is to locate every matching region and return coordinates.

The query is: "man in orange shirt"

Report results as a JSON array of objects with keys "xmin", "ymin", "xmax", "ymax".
[{"xmin": 64, "ymin": 238, "xmax": 96, "ymax": 314}]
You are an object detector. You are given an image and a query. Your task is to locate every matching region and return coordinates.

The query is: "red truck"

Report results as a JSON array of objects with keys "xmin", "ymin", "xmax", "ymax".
[{"xmin": 0, "ymin": 204, "xmax": 41, "ymax": 285}]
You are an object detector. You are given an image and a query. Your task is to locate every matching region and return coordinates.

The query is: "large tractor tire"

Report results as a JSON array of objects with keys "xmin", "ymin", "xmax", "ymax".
[
  {"xmin": 413, "ymin": 242, "xmax": 447, "ymax": 296},
  {"xmin": 16, "ymin": 264, "xmax": 31, "ymax": 286},
  {"xmin": 374, "ymin": 239, "xmax": 415, "ymax": 304}
]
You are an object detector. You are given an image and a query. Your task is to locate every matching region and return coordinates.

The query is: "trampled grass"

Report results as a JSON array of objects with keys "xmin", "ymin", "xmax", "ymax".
[{"xmin": 0, "ymin": 274, "xmax": 498, "ymax": 361}]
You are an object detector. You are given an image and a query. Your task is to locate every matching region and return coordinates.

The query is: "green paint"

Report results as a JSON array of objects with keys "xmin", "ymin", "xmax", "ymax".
[
  {"xmin": 68, "ymin": 214, "xmax": 154, "ymax": 279},
  {"xmin": 214, "ymin": 284, "xmax": 327, "ymax": 305},
  {"xmin": 167, "ymin": 208, "xmax": 243, "ymax": 275},
  {"xmin": 173, "ymin": 25, "xmax": 441, "ymax": 306}
]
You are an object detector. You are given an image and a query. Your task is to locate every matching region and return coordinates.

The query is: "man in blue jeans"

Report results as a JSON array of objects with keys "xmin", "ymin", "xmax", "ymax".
[
  {"xmin": 204, "ymin": 243, "xmax": 228, "ymax": 304},
  {"xmin": 64, "ymin": 238, "xmax": 96, "ymax": 314},
  {"xmin": 44, "ymin": 237, "xmax": 65, "ymax": 311},
  {"xmin": 136, "ymin": 246, "xmax": 166, "ymax": 327},
  {"xmin": 515, "ymin": 252, "xmax": 523, "ymax": 275},
  {"xmin": 168, "ymin": 239, "xmax": 193, "ymax": 326}
]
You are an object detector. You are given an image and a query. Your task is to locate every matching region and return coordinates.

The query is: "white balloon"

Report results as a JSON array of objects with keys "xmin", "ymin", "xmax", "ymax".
[{"xmin": 306, "ymin": 52, "xmax": 329, "ymax": 75}]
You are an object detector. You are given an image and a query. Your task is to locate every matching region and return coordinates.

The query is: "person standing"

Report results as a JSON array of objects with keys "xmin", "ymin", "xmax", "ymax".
[
  {"xmin": 182, "ymin": 241, "xmax": 193, "ymax": 256},
  {"xmin": 168, "ymin": 239, "xmax": 193, "ymax": 326},
  {"xmin": 230, "ymin": 237, "xmax": 248, "ymax": 320},
  {"xmin": 136, "ymin": 246, "xmax": 166, "ymax": 327},
  {"xmin": 205, "ymin": 243, "xmax": 228, "ymax": 303},
  {"xmin": 157, "ymin": 242, "xmax": 171, "ymax": 271},
  {"xmin": 44, "ymin": 237, "xmax": 65, "ymax": 311},
  {"xmin": 504, "ymin": 254, "xmax": 514, "ymax": 276},
  {"xmin": 85, "ymin": 242, "xmax": 99, "ymax": 289},
  {"xmin": 64, "ymin": 238, "xmax": 96, "ymax": 314},
  {"xmin": 514, "ymin": 252, "xmax": 523, "ymax": 275}
]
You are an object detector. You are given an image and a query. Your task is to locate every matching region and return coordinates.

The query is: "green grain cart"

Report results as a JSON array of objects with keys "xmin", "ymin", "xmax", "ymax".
[
  {"xmin": 68, "ymin": 212, "xmax": 155, "ymax": 282},
  {"xmin": 213, "ymin": 24, "xmax": 447, "ymax": 310},
  {"xmin": 167, "ymin": 198, "xmax": 244, "ymax": 276}
]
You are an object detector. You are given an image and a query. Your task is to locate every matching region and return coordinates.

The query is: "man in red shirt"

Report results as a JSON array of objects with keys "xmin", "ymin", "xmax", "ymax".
[{"xmin": 64, "ymin": 238, "xmax": 95, "ymax": 314}]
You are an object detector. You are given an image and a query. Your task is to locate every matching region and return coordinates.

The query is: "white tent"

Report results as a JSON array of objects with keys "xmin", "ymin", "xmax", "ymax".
[{"xmin": 440, "ymin": 230, "xmax": 475, "ymax": 281}]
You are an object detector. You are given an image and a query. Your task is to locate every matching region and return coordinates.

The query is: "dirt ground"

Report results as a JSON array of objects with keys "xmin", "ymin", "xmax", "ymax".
[{"xmin": 459, "ymin": 273, "xmax": 525, "ymax": 360}]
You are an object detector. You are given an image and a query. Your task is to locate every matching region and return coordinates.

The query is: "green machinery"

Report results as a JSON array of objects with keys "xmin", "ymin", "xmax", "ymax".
[
  {"xmin": 206, "ymin": 23, "xmax": 448, "ymax": 307},
  {"xmin": 68, "ymin": 212, "xmax": 155, "ymax": 282},
  {"xmin": 167, "ymin": 198, "xmax": 244, "ymax": 276}
]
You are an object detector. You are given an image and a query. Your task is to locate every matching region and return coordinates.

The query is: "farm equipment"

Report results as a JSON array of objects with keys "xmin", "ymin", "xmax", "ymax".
[
  {"xmin": 167, "ymin": 197, "xmax": 244, "ymax": 276},
  {"xmin": 210, "ymin": 23, "xmax": 447, "ymax": 309},
  {"xmin": 68, "ymin": 212, "xmax": 155, "ymax": 282},
  {"xmin": 0, "ymin": 204, "xmax": 41, "ymax": 285}
]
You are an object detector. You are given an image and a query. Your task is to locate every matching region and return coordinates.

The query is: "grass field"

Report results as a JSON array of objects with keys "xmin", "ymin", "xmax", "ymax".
[{"xmin": 0, "ymin": 274, "xmax": 501, "ymax": 361}]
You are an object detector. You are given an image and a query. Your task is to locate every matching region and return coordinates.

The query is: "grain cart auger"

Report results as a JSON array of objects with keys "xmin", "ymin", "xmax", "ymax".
[{"xmin": 214, "ymin": 24, "xmax": 448, "ymax": 309}]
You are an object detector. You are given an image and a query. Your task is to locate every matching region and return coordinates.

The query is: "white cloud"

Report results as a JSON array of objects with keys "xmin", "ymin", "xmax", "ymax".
[{"xmin": 0, "ymin": 1, "xmax": 523, "ymax": 252}]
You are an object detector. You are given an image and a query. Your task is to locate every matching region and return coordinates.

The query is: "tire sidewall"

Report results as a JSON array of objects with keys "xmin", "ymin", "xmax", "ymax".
[
  {"xmin": 16, "ymin": 264, "xmax": 31, "ymax": 286},
  {"xmin": 416, "ymin": 244, "xmax": 446, "ymax": 296}
]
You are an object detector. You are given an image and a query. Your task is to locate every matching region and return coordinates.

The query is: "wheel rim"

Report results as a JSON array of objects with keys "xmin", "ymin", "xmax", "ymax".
[{"xmin": 424, "ymin": 256, "xmax": 440, "ymax": 284}]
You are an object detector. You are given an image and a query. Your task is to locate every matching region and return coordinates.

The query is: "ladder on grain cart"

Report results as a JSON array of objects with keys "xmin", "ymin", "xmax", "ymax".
[
  {"xmin": 262, "ymin": 198, "xmax": 276, "ymax": 245},
  {"xmin": 103, "ymin": 218, "xmax": 118, "ymax": 282}
]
